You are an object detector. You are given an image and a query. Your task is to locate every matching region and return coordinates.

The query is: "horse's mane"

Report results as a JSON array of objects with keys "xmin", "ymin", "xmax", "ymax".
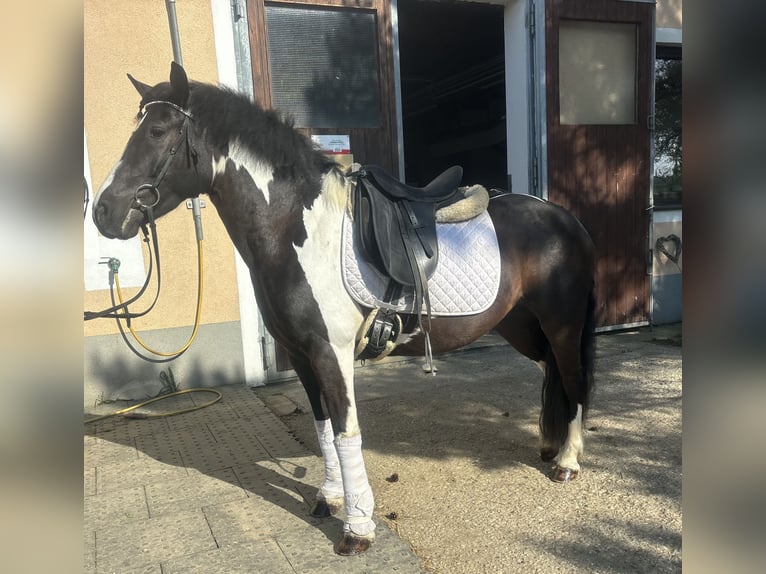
[{"xmin": 187, "ymin": 82, "xmax": 337, "ymax": 178}]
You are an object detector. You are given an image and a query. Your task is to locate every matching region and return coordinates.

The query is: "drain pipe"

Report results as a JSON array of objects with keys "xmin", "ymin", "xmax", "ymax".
[{"xmin": 165, "ymin": 0, "xmax": 204, "ymax": 242}]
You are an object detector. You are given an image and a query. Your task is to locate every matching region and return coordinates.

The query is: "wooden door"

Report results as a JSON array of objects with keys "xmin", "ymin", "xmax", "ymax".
[
  {"xmin": 545, "ymin": 0, "xmax": 653, "ymax": 328},
  {"xmin": 246, "ymin": 0, "xmax": 399, "ymax": 378}
]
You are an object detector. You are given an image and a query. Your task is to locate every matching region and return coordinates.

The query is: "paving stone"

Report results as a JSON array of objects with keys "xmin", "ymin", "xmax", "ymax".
[
  {"xmin": 145, "ymin": 467, "xmax": 247, "ymax": 516},
  {"xmin": 118, "ymin": 564, "xmax": 163, "ymax": 574},
  {"xmin": 163, "ymin": 539, "xmax": 295, "ymax": 574},
  {"xmin": 163, "ymin": 398, "xmax": 242, "ymax": 432},
  {"xmin": 86, "ymin": 416, "xmax": 171, "ymax": 442},
  {"xmin": 85, "ymin": 485, "xmax": 149, "ymax": 532},
  {"xmin": 134, "ymin": 429, "xmax": 188, "ymax": 467},
  {"xmin": 84, "ymin": 436, "xmax": 138, "ymax": 466},
  {"xmin": 95, "ymin": 510, "xmax": 216, "ymax": 574},
  {"xmin": 96, "ymin": 456, "xmax": 188, "ymax": 495},
  {"xmin": 201, "ymin": 497, "xmax": 275, "ymax": 547},
  {"xmin": 84, "ymin": 466, "xmax": 97, "ymax": 496},
  {"xmin": 274, "ymin": 523, "xmax": 426, "ymax": 573},
  {"xmin": 223, "ymin": 387, "xmax": 275, "ymax": 420},
  {"xmin": 262, "ymin": 393, "xmax": 304, "ymax": 416},
  {"xmin": 84, "ymin": 530, "xmax": 96, "ymax": 574}
]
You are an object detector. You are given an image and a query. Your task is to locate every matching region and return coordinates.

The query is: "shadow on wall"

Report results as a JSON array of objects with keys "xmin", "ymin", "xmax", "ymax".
[{"xmin": 84, "ymin": 321, "xmax": 247, "ymax": 408}]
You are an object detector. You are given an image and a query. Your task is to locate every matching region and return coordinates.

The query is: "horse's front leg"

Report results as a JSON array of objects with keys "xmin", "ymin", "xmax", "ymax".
[
  {"xmin": 294, "ymin": 344, "xmax": 376, "ymax": 555},
  {"xmin": 291, "ymin": 356, "xmax": 345, "ymax": 517},
  {"xmin": 334, "ymin": 427, "xmax": 375, "ymax": 555},
  {"xmin": 311, "ymin": 418, "xmax": 345, "ymax": 517},
  {"xmin": 313, "ymin": 416, "xmax": 376, "ymax": 556}
]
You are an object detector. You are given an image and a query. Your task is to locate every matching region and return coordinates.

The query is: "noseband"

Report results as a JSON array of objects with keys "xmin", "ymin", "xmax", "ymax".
[{"xmin": 134, "ymin": 100, "xmax": 197, "ymax": 212}]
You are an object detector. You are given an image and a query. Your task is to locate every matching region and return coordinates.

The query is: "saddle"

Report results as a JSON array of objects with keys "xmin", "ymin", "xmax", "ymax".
[
  {"xmin": 353, "ymin": 164, "xmax": 462, "ymax": 288},
  {"xmin": 351, "ymin": 164, "xmax": 463, "ymax": 369}
]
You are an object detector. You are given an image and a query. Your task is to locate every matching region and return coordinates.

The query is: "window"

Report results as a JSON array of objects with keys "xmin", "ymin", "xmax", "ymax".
[
  {"xmin": 265, "ymin": 4, "xmax": 381, "ymax": 128},
  {"xmin": 558, "ymin": 20, "xmax": 638, "ymax": 125},
  {"xmin": 653, "ymin": 45, "xmax": 682, "ymax": 208}
]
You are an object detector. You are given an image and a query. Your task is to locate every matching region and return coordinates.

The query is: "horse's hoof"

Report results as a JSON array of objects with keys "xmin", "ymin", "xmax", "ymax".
[
  {"xmin": 310, "ymin": 497, "xmax": 343, "ymax": 518},
  {"xmin": 540, "ymin": 447, "xmax": 559, "ymax": 462},
  {"xmin": 551, "ymin": 466, "xmax": 579, "ymax": 483},
  {"xmin": 334, "ymin": 533, "xmax": 374, "ymax": 556}
]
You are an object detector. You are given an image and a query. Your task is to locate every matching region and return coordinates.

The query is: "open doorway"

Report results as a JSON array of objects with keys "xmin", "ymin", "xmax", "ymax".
[{"xmin": 398, "ymin": 1, "xmax": 506, "ymax": 188}]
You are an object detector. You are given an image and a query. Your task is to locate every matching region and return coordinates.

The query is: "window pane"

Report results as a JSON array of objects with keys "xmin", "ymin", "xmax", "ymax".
[
  {"xmin": 559, "ymin": 20, "xmax": 637, "ymax": 125},
  {"xmin": 653, "ymin": 49, "xmax": 682, "ymax": 208},
  {"xmin": 265, "ymin": 4, "xmax": 381, "ymax": 128}
]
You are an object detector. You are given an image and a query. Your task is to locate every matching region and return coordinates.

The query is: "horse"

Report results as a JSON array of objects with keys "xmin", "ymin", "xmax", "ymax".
[{"xmin": 91, "ymin": 62, "xmax": 596, "ymax": 556}]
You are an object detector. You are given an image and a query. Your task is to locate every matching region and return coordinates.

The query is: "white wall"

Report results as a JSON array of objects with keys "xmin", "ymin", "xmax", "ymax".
[{"xmin": 504, "ymin": 0, "xmax": 530, "ymax": 194}]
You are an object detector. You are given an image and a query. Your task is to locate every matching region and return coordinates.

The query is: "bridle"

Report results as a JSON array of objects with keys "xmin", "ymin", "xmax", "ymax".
[
  {"xmin": 133, "ymin": 100, "xmax": 197, "ymax": 211},
  {"xmin": 84, "ymin": 100, "xmax": 197, "ymax": 325}
]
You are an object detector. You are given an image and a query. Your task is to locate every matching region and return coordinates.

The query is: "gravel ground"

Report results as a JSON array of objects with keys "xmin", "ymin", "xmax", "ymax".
[{"xmin": 256, "ymin": 326, "xmax": 682, "ymax": 573}]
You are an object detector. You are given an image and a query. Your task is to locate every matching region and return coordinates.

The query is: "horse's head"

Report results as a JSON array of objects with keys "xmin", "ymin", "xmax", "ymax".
[{"xmin": 92, "ymin": 62, "xmax": 207, "ymax": 239}]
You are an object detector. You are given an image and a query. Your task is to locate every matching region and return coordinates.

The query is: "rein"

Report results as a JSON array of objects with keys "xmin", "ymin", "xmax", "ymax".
[{"xmin": 83, "ymin": 211, "xmax": 161, "ymax": 322}]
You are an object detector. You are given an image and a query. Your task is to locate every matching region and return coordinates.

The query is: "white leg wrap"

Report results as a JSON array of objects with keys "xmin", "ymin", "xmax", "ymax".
[
  {"xmin": 557, "ymin": 404, "xmax": 584, "ymax": 470},
  {"xmin": 335, "ymin": 434, "xmax": 376, "ymax": 536},
  {"xmin": 314, "ymin": 419, "xmax": 344, "ymax": 500}
]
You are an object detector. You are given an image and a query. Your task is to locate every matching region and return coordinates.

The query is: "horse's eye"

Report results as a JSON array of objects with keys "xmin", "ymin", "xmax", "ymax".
[{"xmin": 149, "ymin": 126, "xmax": 166, "ymax": 139}]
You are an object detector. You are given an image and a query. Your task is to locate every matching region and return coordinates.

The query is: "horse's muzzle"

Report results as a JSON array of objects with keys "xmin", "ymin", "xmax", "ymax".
[{"xmin": 92, "ymin": 199, "xmax": 144, "ymax": 240}]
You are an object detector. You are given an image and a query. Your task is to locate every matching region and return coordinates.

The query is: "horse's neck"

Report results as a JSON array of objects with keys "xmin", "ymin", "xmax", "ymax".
[
  {"xmin": 210, "ymin": 159, "xmax": 354, "ymax": 338},
  {"xmin": 210, "ymin": 151, "xmax": 350, "ymax": 266}
]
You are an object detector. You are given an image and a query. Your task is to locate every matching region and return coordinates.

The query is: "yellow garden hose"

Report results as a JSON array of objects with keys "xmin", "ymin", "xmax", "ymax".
[
  {"xmin": 115, "ymin": 238, "xmax": 204, "ymax": 357},
  {"xmin": 84, "ymin": 387, "xmax": 222, "ymax": 424}
]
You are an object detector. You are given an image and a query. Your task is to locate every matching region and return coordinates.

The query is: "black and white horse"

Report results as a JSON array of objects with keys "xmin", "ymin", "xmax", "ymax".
[{"xmin": 92, "ymin": 63, "xmax": 596, "ymax": 555}]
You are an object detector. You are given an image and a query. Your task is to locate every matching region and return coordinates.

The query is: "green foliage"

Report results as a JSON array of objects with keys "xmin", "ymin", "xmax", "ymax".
[{"xmin": 654, "ymin": 58, "xmax": 682, "ymax": 206}]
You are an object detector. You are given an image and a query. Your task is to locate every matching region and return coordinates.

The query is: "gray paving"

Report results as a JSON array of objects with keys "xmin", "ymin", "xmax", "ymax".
[
  {"xmin": 84, "ymin": 385, "xmax": 425, "ymax": 573},
  {"xmin": 84, "ymin": 324, "xmax": 681, "ymax": 573}
]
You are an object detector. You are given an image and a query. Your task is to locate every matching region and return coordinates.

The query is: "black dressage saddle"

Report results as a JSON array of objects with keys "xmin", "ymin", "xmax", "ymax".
[
  {"xmin": 352, "ymin": 164, "xmax": 462, "ymax": 293},
  {"xmin": 351, "ymin": 164, "xmax": 462, "ymax": 365}
]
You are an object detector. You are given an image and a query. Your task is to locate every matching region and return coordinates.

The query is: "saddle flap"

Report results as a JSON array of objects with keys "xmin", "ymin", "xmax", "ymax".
[{"xmin": 354, "ymin": 177, "xmax": 439, "ymax": 288}]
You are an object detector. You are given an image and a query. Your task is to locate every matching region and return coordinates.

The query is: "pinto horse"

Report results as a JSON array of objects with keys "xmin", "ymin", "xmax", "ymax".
[{"xmin": 92, "ymin": 63, "xmax": 596, "ymax": 555}]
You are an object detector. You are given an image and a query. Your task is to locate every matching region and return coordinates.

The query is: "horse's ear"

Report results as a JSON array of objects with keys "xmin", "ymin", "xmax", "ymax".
[
  {"xmin": 169, "ymin": 61, "xmax": 190, "ymax": 108},
  {"xmin": 127, "ymin": 74, "xmax": 152, "ymax": 97}
]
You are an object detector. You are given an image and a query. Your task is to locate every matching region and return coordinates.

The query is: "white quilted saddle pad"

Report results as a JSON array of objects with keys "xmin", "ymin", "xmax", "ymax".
[{"xmin": 341, "ymin": 209, "xmax": 501, "ymax": 316}]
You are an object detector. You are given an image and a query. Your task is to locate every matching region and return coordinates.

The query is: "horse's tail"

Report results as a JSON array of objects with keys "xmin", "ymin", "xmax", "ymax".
[
  {"xmin": 540, "ymin": 282, "xmax": 596, "ymax": 446},
  {"xmin": 580, "ymin": 283, "xmax": 596, "ymax": 420}
]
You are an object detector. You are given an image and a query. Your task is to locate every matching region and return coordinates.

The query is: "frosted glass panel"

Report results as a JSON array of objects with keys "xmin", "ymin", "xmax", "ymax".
[{"xmin": 559, "ymin": 21, "xmax": 637, "ymax": 125}]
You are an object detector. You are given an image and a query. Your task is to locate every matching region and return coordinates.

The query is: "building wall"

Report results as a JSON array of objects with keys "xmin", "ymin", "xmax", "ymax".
[
  {"xmin": 84, "ymin": 1, "xmax": 247, "ymax": 407},
  {"xmin": 504, "ymin": 0, "xmax": 531, "ymax": 194}
]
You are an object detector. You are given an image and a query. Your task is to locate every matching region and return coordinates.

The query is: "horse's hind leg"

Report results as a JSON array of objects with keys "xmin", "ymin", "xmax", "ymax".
[
  {"xmin": 539, "ymin": 296, "xmax": 595, "ymax": 482},
  {"xmin": 494, "ymin": 310, "xmax": 565, "ymax": 463},
  {"xmin": 542, "ymin": 336, "xmax": 585, "ymax": 482}
]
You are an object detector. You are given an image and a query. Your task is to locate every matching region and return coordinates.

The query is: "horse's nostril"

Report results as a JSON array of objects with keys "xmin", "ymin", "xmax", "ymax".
[
  {"xmin": 93, "ymin": 201, "xmax": 103, "ymax": 220},
  {"xmin": 93, "ymin": 200, "xmax": 108, "ymax": 228}
]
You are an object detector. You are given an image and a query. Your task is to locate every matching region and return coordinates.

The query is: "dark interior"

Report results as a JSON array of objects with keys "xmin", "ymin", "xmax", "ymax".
[{"xmin": 398, "ymin": 0, "xmax": 506, "ymax": 188}]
